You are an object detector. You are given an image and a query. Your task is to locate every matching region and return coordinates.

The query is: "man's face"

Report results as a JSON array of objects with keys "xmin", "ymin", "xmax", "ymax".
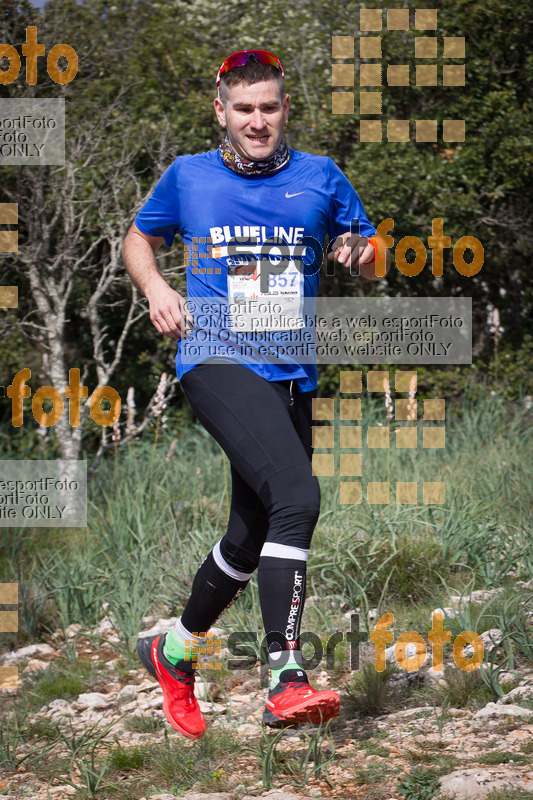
[{"xmin": 214, "ymin": 79, "xmax": 290, "ymax": 161}]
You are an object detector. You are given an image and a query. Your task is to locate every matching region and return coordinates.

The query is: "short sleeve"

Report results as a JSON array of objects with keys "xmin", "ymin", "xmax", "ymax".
[
  {"xmin": 327, "ymin": 159, "xmax": 376, "ymax": 241},
  {"xmin": 134, "ymin": 159, "xmax": 182, "ymax": 247}
]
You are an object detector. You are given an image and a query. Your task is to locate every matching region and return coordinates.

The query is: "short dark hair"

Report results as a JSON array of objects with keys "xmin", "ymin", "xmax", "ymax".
[{"xmin": 218, "ymin": 61, "xmax": 284, "ymax": 105}]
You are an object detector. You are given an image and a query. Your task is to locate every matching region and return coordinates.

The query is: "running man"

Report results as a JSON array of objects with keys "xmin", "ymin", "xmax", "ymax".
[{"xmin": 123, "ymin": 49, "xmax": 389, "ymax": 738}]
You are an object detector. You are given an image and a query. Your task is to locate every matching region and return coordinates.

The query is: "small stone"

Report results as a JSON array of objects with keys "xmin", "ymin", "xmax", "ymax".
[
  {"xmin": 197, "ymin": 700, "xmax": 227, "ymax": 714},
  {"xmin": 22, "ymin": 658, "xmax": 49, "ymax": 673},
  {"xmin": 46, "ymin": 698, "xmax": 70, "ymax": 710},
  {"xmin": 116, "ymin": 684, "xmax": 138, "ymax": 701}
]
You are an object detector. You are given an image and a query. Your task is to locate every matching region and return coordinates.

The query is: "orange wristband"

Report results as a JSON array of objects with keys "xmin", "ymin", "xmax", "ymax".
[{"xmin": 366, "ymin": 238, "xmax": 377, "ymax": 263}]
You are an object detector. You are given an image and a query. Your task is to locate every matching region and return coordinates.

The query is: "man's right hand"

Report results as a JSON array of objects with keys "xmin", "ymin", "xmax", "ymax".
[
  {"xmin": 146, "ymin": 281, "xmax": 192, "ymax": 340},
  {"xmin": 122, "ymin": 223, "xmax": 193, "ymax": 340}
]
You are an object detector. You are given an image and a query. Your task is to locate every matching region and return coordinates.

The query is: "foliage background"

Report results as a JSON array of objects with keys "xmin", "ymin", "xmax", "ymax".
[{"xmin": 0, "ymin": 0, "xmax": 532, "ymax": 453}]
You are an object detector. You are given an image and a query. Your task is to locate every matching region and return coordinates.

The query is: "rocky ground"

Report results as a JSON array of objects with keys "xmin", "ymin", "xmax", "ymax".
[{"xmin": 1, "ymin": 587, "xmax": 533, "ymax": 800}]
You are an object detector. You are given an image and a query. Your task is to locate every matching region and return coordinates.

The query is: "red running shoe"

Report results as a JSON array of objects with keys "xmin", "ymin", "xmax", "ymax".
[
  {"xmin": 263, "ymin": 669, "xmax": 340, "ymax": 727},
  {"xmin": 136, "ymin": 633, "xmax": 206, "ymax": 739}
]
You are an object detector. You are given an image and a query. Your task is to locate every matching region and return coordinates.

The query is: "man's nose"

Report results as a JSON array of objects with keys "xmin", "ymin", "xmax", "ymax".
[{"xmin": 250, "ymin": 109, "xmax": 266, "ymax": 129}]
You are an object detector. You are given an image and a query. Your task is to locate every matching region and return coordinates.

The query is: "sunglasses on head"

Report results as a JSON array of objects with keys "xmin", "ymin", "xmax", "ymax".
[{"xmin": 216, "ymin": 50, "xmax": 284, "ymax": 87}]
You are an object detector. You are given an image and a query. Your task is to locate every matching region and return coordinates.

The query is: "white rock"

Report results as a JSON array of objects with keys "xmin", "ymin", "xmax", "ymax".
[
  {"xmin": 46, "ymin": 698, "xmax": 70, "ymax": 711},
  {"xmin": 464, "ymin": 628, "xmax": 503, "ymax": 656},
  {"xmin": 119, "ymin": 700, "xmax": 140, "ymax": 713},
  {"xmin": 116, "ymin": 684, "xmax": 138, "ymax": 700},
  {"xmin": 386, "ymin": 706, "xmax": 432, "ymax": 721},
  {"xmin": 137, "ymin": 617, "xmax": 179, "ymax": 639},
  {"xmin": 384, "ymin": 644, "xmax": 395, "ymax": 661},
  {"xmin": 145, "ymin": 695, "xmax": 162, "ymax": 709},
  {"xmin": 498, "ymin": 685, "xmax": 533, "ymax": 704},
  {"xmin": 96, "ymin": 614, "xmax": 117, "ymax": 635},
  {"xmin": 449, "ymin": 589, "xmax": 503, "ymax": 605},
  {"xmin": 141, "ymin": 613, "xmax": 159, "ymax": 627},
  {"xmin": 473, "ymin": 701, "xmax": 533, "ymax": 719},
  {"xmin": 497, "ymin": 671, "xmax": 519, "ymax": 685},
  {"xmin": 425, "ymin": 666, "xmax": 445, "ymax": 681},
  {"xmin": 193, "ymin": 680, "xmax": 211, "ymax": 701},
  {"xmin": 480, "ymin": 628, "xmax": 503, "ymax": 647},
  {"xmin": 197, "ymin": 700, "xmax": 227, "ymax": 714},
  {"xmin": 72, "ymin": 692, "xmax": 114, "ymax": 710},
  {"xmin": 51, "ymin": 709, "xmax": 76, "ymax": 721},
  {"xmin": 137, "ymin": 678, "xmax": 158, "ymax": 691},
  {"xmin": 234, "ymin": 723, "xmax": 257, "ymax": 737},
  {"xmin": 171, "ymin": 794, "xmax": 232, "ymax": 800},
  {"xmin": 22, "ymin": 658, "xmax": 49, "ymax": 673},
  {"xmin": 468, "ymin": 588, "xmax": 504, "ymax": 603},
  {"xmin": 0, "ymin": 642, "xmax": 55, "ymax": 665},
  {"xmin": 432, "ymin": 606, "xmax": 456, "ymax": 619},
  {"xmin": 230, "ymin": 694, "xmax": 252, "ymax": 703},
  {"xmin": 440, "ymin": 766, "xmax": 533, "ymax": 798},
  {"xmin": 384, "ymin": 642, "xmax": 428, "ymax": 667}
]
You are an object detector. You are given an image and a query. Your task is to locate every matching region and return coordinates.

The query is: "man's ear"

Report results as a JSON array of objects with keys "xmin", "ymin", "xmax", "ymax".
[
  {"xmin": 283, "ymin": 93, "xmax": 290, "ymax": 125},
  {"xmin": 214, "ymin": 97, "xmax": 226, "ymax": 127}
]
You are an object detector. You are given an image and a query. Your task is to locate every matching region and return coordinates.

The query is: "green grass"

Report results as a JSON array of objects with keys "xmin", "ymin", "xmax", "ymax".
[
  {"xmin": 109, "ymin": 743, "xmax": 151, "ymax": 770},
  {"xmin": 0, "ymin": 390, "xmax": 532, "ymax": 796},
  {"xmin": 397, "ymin": 767, "xmax": 441, "ymax": 799},
  {"xmin": 25, "ymin": 658, "xmax": 99, "ymax": 709},
  {"xmin": 353, "ymin": 759, "xmax": 399, "ymax": 786},
  {"xmin": 149, "ymin": 727, "xmax": 240, "ymax": 792},
  {"xmin": 123, "ymin": 714, "xmax": 165, "ymax": 733},
  {"xmin": 414, "ymin": 665, "xmax": 494, "ymax": 710},
  {"xmin": 362, "ymin": 740, "xmax": 391, "ymax": 757},
  {"xmin": 343, "ymin": 662, "xmax": 400, "ymax": 717},
  {"xmin": 1, "ymin": 392, "xmax": 532, "ymax": 667},
  {"xmin": 478, "ymin": 750, "xmax": 528, "ymax": 764}
]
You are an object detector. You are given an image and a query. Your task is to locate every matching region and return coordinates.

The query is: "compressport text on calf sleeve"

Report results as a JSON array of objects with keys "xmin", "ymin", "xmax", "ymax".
[{"xmin": 258, "ymin": 543, "xmax": 308, "ymax": 660}]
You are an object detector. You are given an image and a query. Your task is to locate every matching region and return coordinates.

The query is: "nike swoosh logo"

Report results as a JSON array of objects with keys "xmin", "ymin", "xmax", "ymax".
[{"xmin": 285, "ymin": 191, "xmax": 305, "ymax": 198}]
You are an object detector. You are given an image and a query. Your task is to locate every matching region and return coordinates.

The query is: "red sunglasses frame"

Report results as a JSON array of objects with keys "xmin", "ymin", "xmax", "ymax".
[{"xmin": 216, "ymin": 50, "xmax": 285, "ymax": 87}]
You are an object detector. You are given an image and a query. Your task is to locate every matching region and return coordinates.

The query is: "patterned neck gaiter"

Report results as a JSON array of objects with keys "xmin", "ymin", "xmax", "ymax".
[{"xmin": 218, "ymin": 135, "xmax": 290, "ymax": 176}]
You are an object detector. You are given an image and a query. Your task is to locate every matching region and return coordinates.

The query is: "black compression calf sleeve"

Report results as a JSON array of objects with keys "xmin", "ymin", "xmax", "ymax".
[
  {"xmin": 181, "ymin": 550, "xmax": 249, "ymax": 635},
  {"xmin": 257, "ymin": 556, "xmax": 306, "ymax": 654}
]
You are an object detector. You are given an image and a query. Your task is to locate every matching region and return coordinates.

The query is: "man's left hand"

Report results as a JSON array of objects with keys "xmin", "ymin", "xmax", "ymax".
[{"xmin": 327, "ymin": 232, "xmax": 390, "ymax": 281}]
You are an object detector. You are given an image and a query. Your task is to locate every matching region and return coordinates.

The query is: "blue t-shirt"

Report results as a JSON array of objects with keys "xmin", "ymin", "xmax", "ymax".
[{"xmin": 135, "ymin": 148, "xmax": 376, "ymax": 391}]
